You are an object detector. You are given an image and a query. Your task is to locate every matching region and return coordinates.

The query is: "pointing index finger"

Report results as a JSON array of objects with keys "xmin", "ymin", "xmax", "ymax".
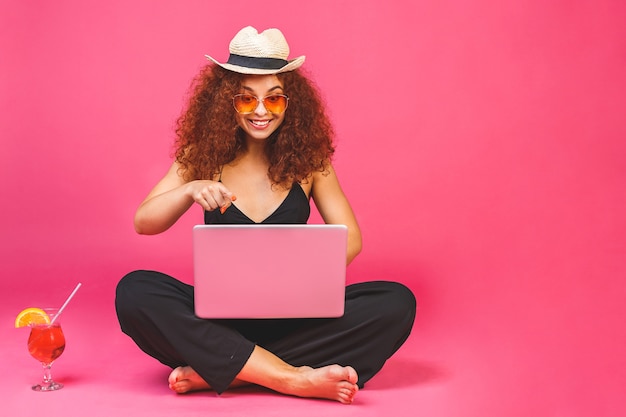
[{"xmin": 219, "ymin": 195, "xmax": 237, "ymax": 214}]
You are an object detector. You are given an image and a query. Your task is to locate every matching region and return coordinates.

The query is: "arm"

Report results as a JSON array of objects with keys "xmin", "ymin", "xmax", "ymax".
[
  {"xmin": 134, "ymin": 161, "xmax": 235, "ymax": 235},
  {"xmin": 310, "ymin": 164, "xmax": 362, "ymax": 265}
]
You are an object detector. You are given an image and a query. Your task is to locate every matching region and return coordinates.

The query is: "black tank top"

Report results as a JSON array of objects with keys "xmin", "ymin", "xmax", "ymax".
[{"xmin": 204, "ymin": 183, "xmax": 310, "ymax": 224}]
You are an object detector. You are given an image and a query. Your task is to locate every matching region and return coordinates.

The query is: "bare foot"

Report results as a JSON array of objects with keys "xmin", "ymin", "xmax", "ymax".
[
  {"xmin": 168, "ymin": 366, "xmax": 211, "ymax": 393},
  {"xmin": 168, "ymin": 366, "xmax": 249, "ymax": 394},
  {"xmin": 235, "ymin": 346, "xmax": 360, "ymax": 404},
  {"xmin": 283, "ymin": 364, "xmax": 359, "ymax": 404}
]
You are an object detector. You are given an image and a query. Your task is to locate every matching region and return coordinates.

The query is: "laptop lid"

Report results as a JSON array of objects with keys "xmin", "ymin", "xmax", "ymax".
[{"xmin": 193, "ymin": 224, "xmax": 347, "ymax": 319}]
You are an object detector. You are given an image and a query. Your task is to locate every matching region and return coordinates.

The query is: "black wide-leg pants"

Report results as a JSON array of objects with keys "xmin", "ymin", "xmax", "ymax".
[{"xmin": 115, "ymin": 270, "xmax": 416, "ymax": 394}]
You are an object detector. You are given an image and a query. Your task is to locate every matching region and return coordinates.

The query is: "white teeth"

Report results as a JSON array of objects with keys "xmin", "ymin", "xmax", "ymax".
[{"xmin": 251, "ymin": 120, "xmax": 270, "ymax": 126}]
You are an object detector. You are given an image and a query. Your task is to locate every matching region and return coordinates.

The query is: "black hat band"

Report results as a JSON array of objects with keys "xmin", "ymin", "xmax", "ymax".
[{"xmin": 227, "ymin": 54, "xmax": 288, "ymax": 70}]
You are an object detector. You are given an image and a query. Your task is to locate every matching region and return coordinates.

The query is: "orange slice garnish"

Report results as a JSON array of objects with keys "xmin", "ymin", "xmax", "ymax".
[{"xmin": 15, "ymin": 307, "xmax": 50, "ymax": 328}]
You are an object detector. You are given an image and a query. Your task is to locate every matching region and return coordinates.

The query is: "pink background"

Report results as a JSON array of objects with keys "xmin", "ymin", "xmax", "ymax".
[{"xmin": 1, "ymin": 1, "xmax": 624, "ymax": 416}]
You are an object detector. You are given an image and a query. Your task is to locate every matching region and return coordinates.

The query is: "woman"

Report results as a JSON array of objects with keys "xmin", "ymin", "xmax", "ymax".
[{"xmin": 115, "ymin": 26, "xmax": 416, "ymax": 405}]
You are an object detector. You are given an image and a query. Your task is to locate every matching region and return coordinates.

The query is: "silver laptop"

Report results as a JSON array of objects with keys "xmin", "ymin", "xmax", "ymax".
[{"xmin": 193, "ymin": 224, "xmax": 347, "ymax": 319}]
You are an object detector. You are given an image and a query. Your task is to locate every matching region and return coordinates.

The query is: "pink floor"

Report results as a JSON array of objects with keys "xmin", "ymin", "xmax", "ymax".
[{"xmin": 2, "ymin": 267, "xmax": 624, "ymax": 417}]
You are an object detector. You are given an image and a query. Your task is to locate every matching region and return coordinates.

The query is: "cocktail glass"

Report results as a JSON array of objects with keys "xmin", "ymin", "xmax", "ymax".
[{"xmin": 27, "ymin": 308, "xmax": 66, "ymax": 391}]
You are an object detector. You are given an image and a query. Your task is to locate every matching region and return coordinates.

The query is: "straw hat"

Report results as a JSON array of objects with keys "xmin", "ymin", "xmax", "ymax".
[{"xmin": 205, "ymin": 26, "xmax": 305, "ymax": 75}]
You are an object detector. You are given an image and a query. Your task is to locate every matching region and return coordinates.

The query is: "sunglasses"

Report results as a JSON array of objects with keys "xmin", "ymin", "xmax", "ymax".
[{"xmin": 232, "ymin": 94, "xmax": 289, "ymax": 115}]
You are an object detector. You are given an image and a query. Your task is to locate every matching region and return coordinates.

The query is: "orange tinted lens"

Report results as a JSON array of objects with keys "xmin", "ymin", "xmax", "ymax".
[
  {"xmin": 262, "ymin": 95, "xmax": 288, "ymax": 114},
  {"xmin": 233, "ymin": 95, "xmax": 259, "ymax": 113}
]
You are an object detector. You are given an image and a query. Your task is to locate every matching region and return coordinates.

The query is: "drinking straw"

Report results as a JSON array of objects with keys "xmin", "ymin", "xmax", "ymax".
[{"xmin": 50, "ymin": 283, "xmax": 82, "ymax": 324}]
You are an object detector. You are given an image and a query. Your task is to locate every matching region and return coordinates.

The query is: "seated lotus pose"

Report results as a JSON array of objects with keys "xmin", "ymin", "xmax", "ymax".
[{"xmin": 115, "ymin": 26, "xmax": 416, "ymax": 404}]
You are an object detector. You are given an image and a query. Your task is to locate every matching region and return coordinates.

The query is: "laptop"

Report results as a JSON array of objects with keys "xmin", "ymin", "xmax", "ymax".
[{"xmin": 193, "ymin": 224, "xmax": 348, "ymax": 319}]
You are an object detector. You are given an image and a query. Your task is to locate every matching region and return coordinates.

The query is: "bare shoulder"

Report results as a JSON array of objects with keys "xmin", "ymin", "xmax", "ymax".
[
  {"xmin": 310, "ymin": 163, "xmax": 341, "ymax": 195},
  {"xmin": 310, "ymin": 163, "xmax": 353, "ymax": 221}
]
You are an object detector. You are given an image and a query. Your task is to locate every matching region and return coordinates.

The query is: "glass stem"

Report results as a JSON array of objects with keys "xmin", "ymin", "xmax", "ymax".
[{"xmin": 42, "ymin": 363, "xmax": 53, "ymax": 384}]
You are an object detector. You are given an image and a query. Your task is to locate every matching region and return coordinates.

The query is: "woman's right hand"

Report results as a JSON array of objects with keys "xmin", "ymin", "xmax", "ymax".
[
  {"xmin": 134, "ymin": 162, "xmax": 236, "ymax": 235},
  {"xmin": 185, "ymin": 180, "xmax": 237, "ymax": 213}
]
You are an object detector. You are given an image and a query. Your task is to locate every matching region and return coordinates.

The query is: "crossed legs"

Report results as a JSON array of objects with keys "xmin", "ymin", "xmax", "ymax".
[{"xmin": 115, "ymin": 270, "xmax": 415, "ymax": 404}]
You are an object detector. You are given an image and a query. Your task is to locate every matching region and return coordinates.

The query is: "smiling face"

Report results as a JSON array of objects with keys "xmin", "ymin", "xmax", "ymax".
[{"xmin": 234, "ymin": 75, "xmax": 287, "ymax": 144}]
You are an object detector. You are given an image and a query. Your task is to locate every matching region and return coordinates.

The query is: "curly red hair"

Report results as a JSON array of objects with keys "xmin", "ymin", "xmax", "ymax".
[{"xmin": 173, "ymin": 65, "xmax": 335, "ymax": 186}]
